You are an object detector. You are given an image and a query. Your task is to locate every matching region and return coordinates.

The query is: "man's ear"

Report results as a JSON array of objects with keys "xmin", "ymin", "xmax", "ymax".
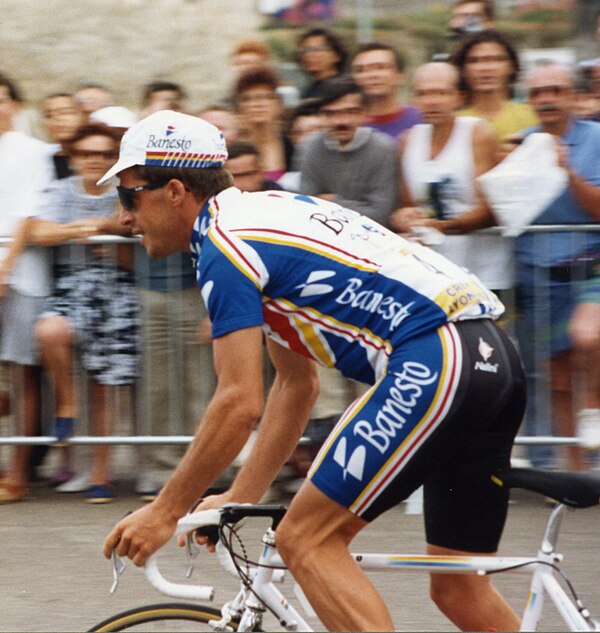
[{"xmin": 164, "ymin": 178, "xmax": 188, "ymax": 205}]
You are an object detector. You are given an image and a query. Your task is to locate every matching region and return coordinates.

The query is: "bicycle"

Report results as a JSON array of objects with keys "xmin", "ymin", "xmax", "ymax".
[{"xmin": 89, "ymin": 468, "xmax": 600, "ymax": 632}]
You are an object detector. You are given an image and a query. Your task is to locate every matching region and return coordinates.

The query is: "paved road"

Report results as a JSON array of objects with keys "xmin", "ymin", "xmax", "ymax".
[{"xmin": 1, "ymin": 480, "xmax": 599, "ymax": 632}]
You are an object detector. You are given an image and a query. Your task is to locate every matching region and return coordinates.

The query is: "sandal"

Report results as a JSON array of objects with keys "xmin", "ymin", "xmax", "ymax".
[{"xmin": 0, "ymin": 480, "xmax": 27, "ymax": 503}]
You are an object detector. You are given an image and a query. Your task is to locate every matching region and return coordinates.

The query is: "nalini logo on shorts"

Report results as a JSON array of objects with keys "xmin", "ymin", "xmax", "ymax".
[
  {"xmin": 474, "ymin": 337, "xmax": 499, "ymax": 373},
  {"xmin": 333, "ymin": 437, "xmax": 366, "ymax": 481}
]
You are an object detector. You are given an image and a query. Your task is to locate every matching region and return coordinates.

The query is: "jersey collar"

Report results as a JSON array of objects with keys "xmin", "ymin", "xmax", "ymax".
[{"xmin": 189, "ymin": 197, "xmax": 213, "ymax": 271}]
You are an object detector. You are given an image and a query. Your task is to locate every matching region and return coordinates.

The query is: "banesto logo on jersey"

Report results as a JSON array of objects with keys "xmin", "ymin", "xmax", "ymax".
[
  {"xmin": 295, "ymin": 270, "xmax": 336, "ymax": 297},
  {"xmin": 295, "ymin": 271, "xmax": 413, "ymax": 332}
]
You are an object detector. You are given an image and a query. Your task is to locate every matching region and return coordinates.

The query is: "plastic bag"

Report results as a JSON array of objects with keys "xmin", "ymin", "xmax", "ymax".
[{"xmin": 477, "ymin": 132, "xmax": 568, "ymax": 237}]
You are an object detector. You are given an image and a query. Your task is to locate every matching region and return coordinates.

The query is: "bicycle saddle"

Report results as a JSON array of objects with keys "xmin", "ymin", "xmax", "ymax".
[{"xmin": 492, "ymin": 468, "xmax": 600, "ymax": 508}]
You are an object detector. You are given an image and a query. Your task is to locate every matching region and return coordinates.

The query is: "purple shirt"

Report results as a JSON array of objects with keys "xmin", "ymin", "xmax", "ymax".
[{"xmin": 365, "ymin": 106, "xmax": 423, "ymax": 141}]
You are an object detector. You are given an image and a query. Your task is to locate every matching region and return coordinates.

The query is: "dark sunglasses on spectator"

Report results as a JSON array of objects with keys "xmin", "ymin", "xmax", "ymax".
[
  {"xmin": 71, "ymin": 149, "xmax": 119, "ymax": 160},
  {"xmin": 297, "ymin": 46, "xmax": 331, "ymax": 55},
  {"xmin": 529, "ymin": 85, "xmax": 571, "ymax": 98},
  {"xmin": 117, "ymin": 182, "xmax": 167, "ymax": 211}
]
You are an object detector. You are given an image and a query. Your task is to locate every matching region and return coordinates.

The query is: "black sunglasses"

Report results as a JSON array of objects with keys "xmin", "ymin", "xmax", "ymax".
[{"xmin": 117, "ymin": 182, "xmax": 167, "ymax": 211}]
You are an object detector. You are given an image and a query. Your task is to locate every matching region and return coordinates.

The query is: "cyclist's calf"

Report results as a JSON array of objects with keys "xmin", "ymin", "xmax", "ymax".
[
  {"xmin": 427, "ymin": 545, "xmax": 520, "ymax": 632},
  {"xmin": 276, "ymin": 482, "xmax": 394, "ymax": 631}
]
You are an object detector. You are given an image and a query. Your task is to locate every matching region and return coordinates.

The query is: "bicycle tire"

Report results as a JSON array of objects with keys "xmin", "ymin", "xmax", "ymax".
[{"xmin": 88, "ymin": 602, "xmax": 257, "ymax": 632}]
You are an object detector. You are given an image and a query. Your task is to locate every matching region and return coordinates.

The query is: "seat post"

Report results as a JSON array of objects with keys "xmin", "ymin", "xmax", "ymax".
[{"xmin": 541, "ymin": 503, "xmax": 567, "ymax": 554}]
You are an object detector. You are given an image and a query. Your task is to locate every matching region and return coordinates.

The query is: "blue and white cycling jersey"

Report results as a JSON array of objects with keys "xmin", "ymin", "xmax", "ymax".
[{"xmin": 189, "ymin": 187, "xmax": 503, "ymax": 385}]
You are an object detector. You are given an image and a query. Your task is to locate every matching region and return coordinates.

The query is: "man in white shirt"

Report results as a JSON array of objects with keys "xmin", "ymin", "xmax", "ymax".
[{"xmin": 0, "ymin": 89, "xmax": 54, "ymax": 503}]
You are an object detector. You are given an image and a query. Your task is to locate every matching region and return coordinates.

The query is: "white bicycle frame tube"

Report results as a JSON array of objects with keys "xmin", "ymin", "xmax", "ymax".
[
  {"xmin": 239, "ymin": 541, "xmax": 312, "ymax": 632},
  {"xmin": 265, "ymin": 552, "xmax": 594, "ymax": 632},
  {"xmin": 155, "ymin": 509, "xmax": 597, "ymax": 632},
  {"xmin": 520, "ymin": 561, "xmax": 594, "ymax": 632}
]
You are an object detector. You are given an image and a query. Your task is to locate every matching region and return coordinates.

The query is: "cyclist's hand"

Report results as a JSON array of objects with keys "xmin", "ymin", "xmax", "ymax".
[
  {"xmin": 103, "ymin": 502, "xmax": 178, "ymax": 567},
  {"xmin": 176, "ymin": 492, "xmax": 232, "ymax": 552}
]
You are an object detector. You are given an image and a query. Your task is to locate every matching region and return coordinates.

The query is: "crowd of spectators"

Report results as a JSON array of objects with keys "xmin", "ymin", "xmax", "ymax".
[{"xmin": 2, "ymin": 0, "xmax": 600, "ymax": 505}]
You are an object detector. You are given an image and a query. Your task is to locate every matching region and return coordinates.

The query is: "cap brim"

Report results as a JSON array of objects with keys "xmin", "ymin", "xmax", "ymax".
[{"xmin": 96, "ymin": 156, "xmax": 137, "ymax": 186}]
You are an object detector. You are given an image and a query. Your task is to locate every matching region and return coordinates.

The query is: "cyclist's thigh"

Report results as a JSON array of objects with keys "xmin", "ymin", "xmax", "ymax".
[
  {"xmin": 308, "ymin": 322, "xmax": 466, "ymax": 520},
  {"xmin": 424, "ymin": 320, "xmax": 526, "ymax": 553},
  {"xmin": 309, "ymin": 319, "xmax": 525, "ymax": 535}
]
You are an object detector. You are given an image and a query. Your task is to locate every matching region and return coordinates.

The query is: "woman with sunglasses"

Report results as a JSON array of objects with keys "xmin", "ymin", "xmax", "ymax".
[{"xmin": 26, "ymin": 123, "xmax": 140, "ymax": 504}]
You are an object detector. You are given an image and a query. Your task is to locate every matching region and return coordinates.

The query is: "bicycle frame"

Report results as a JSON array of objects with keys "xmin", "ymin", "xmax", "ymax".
[{"xmin": 126, "ymin": 502, "xmax": 596, "ymax": 632}]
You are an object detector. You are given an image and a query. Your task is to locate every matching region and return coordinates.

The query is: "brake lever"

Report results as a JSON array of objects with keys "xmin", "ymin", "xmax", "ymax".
[
  {"xmin": 185, "ymin": 532, "xmax": 201, "ymax": 578},
  {"xmin": 110, "ymin": 549, "xmax": 126, "ymax": 594}
]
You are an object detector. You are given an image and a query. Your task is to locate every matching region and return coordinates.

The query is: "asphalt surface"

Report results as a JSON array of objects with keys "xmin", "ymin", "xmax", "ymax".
[{"xmin": 1, "ymin": 473, "xmax": 600, "ymax": 632}]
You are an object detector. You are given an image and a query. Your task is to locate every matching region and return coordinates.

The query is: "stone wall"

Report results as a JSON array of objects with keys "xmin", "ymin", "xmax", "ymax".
[
  {"xmin": 0, "ymin": 0, "xmax": 581, "ymax": 114},
  {"xmin": 0, "ymin": 0, "xmax": 261, "ymax": 111}
]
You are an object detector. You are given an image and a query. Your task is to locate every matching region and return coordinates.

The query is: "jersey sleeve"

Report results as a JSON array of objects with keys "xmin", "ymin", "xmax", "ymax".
[{"xmin": 198, "ymin": 237, "xmax": 265, "ymax": 339}]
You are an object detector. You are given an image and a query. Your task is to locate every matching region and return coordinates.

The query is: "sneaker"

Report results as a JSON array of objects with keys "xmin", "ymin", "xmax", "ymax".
[
  {"xmin": 86, "ymin": 484, "xmax": 115, "ymax": 504},
  {"xmin": 135, "ymin": 473, "xmax": 160, "ymax": 502},
  {"xmin": 56, "ymin": 471, "xmax": 90, "ymax": 493},
  {"xmin": 577, "ymin": 408, "xmax": 600, "ymax": 450},
  {"xmin": 50, "ymin": 467, "xmax": 75, "ymax": 487}
]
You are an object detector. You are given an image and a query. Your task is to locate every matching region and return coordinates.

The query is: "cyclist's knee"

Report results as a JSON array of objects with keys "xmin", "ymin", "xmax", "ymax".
[
  {"xmin": 429, "ymin": 573, "xmax": 488, "ymax": 617},
  {"xmin": 276, "ymin": 516, "xmax": 338, "ymax": 568},
  {"xmin": 276, "ymin": 517, "xmax": 307, "ymax": 568},
  {"xmin": 276, "ymin": 482, "xmax": 365, "ymax": 571}
]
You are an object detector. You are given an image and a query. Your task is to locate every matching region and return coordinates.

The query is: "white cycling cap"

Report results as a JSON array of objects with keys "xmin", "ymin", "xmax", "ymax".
[{"xmin": 97, "ymin": 109, "xmax": 228, "ymax": 185}]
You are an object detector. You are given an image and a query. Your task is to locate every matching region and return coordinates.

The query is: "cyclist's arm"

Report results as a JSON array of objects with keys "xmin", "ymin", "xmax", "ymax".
[
  {"xmin": 225, "ymin": 338, "xmax": 320, "ymax": 504},
  {"xmin": 103, "ymin": 325, "xmax": 266, "ymax": 565}
]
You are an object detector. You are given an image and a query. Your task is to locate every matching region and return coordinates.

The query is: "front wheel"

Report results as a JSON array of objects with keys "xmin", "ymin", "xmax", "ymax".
[{"xmin": 88, "ymin": 603, "xmax": 243, "ymax": 631}]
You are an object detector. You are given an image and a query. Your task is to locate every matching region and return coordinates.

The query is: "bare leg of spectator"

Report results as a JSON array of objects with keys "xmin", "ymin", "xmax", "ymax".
[
  {"xmin": 550, "ymin": 351, "xmax": 584, "ymax": 470},
  {"xmin": 568, "ymin": 302, "xmax": 600, "ymax": 452},
  {"xmin": 0, "ymin": 364, "xmax": 40, "ymax": 501},
  {"xmin": 35, "ymin": 315, "xmax": 77, "ymax": 419},
  {"xmin": 35, "ymin": 315, "xmax": 78, "ymax": 486},
  {"xmin": 88, "ymin": 381, "xmax": 111, "ymax": 488},
  {"xmin": 0, "ymin": 362, "xmax": 10, "ymax": 417},
  {"xmin": 569, "ymin": 302, "xmax": 600, "ymax": 407}
]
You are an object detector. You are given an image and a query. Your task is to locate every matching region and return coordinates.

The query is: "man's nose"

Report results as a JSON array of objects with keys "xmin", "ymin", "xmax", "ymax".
[
  {"xmin": 119, "ymin": 206, "xmax": 134, "ymax": 227},
  {"xmin": 335, "ymin": 113, "xmax": 352, "ymax": 125}
]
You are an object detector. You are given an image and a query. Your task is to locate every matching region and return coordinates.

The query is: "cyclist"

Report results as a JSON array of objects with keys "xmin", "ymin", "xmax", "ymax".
[{"xmin": 102, "ymin": 110, "xmax": 525, "ymax": 632}]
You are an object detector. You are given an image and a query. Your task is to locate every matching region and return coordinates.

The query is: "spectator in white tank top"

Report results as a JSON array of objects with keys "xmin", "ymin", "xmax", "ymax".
[{"xmin": 389, "ymin": 62, "xmax": 511, "ymax": 294}]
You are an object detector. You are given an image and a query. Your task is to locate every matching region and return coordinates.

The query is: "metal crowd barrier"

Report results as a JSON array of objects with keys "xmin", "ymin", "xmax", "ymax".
[
  {"xmin": 1, "ymin": 225, "xmax": 599, "ymax": 455},
  {"xmin": 0, "ymin": 435, "xmax": 581, "ymax": 446}
]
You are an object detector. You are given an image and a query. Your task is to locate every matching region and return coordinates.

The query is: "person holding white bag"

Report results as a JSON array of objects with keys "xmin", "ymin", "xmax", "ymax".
[{"xmin": 509, "ymin": 63, "xmax": 600, "ymax": 470}]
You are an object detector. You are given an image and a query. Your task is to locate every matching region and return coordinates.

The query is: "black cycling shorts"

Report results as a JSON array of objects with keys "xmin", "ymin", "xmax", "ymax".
[{"xmin": 310, "ymin": 319, "xmax": 526, "ymax": 553}]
